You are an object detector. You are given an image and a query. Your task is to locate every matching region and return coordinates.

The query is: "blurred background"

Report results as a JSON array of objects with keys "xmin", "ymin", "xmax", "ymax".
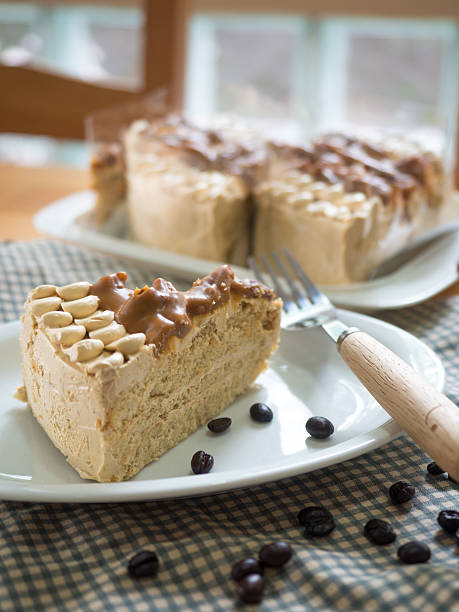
[{"xmin": 1, "ymin": 1, "xmax": 458, "ymax": 174}]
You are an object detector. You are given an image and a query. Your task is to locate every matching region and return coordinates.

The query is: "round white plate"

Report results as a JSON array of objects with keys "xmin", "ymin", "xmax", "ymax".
[
  {"xmin": 0, "ymin": 310, "xmax": 443, "ymax": 503},
  {"xmin": 34, "ymin": 191, "xmax": 459, "ymax": 312}
]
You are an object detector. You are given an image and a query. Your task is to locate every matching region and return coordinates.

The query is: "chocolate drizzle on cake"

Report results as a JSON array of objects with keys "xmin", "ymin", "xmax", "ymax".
[
  {"xmin": 90, "ymin": 266, "xmax": 274, "ymax": 352},
  {"xmin": 135, "ymin": 115, "xmax": 265, "ymax": 186},
  {"xmin": 269, "ymin": 134, "xmax": 439, "ymax": 209}
]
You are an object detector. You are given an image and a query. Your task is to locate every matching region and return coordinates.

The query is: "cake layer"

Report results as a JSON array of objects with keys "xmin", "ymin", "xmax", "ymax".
[{"xmin": 19, "ymin": 267, "xmax": 282, "ymax": 481}]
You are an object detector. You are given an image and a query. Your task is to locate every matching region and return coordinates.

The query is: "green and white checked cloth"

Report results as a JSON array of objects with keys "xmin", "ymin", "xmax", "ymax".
[{"xmin": 0, "ymin": 240, "xmax": 458, "ymax": 612}]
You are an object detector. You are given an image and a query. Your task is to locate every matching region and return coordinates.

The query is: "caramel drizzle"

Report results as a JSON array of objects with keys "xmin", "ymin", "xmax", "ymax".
[
  {"xmin": 138, "ymin": 116, "xmax": 265, "ymax": 185},
  {"xmin": 90, "ymin": 266, "xmax": 273, "ymax": 352},
  {"xmin": 270, "ymin": 134, "xmax": 435, "ymax": 207}
]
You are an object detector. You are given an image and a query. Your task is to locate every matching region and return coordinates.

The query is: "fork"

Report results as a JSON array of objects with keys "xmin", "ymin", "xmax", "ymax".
[{"xmin": 248, "ymin": 249, "xmax": 459, "ymax": 481}]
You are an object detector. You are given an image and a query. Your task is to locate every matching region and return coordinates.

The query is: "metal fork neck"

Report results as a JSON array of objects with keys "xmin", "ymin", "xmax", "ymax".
[{"xmin": 322, "ymin": 320, "xmax": 360, "ymax": 346}]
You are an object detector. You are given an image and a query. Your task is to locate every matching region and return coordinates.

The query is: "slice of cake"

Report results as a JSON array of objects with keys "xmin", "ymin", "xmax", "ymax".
[
  {"xmin": 254, "ymin": 134, "xmax": 447, "ymax": 285},
  {"xmin": 123, "ymin": 116, "xmax": 265, "ymax": 265},
  {"xmin": 90, "ymin": 142, "xmax": 126, "ymax": 224},
  {"xmin": 18, "ymin": 266, "xmax": 281, "ymax": 482}
]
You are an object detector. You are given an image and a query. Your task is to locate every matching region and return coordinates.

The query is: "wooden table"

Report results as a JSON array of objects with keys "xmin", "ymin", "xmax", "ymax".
[
  {"xmin": 0, "ymin": 164, "xmax": 88, "ymax": 240},
  {"xmin": 1, "ymin": 163, "xmax": 458, "ymax": 297}
]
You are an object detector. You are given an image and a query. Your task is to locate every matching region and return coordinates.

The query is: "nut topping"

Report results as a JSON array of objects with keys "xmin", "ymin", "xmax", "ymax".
[
  {"xmin": 89, "ymin": 321, "xmax": 126, "ymax": 345},
  {"xmin": 41, "ymin": 311, "xmax": 73, "ymax": 328},
  {"xmin": 62, "ymin": 295, "xmax": 99, "ymax": 318},
  {"xmin": 86, "ymin": 350, "xmax": 124, "ymax": 373},
  {"xmin": 30, "ymin": 296, "xmax": 62, "ymax": 316},
  {"xmin": 30, "ymin": 285, "xmax": 57, "ymax": 300},
  {"xmin": 105, "ymin": 333, "xmax": 146, "ymax": 355},
  {"xmin": 51, "ymin": 324, "xmax": 86, "ymax": 347},
  {"xmin": 75, "ymin": 310, "xmax": 114, "ymax": 331},
  {"xmin": 57, "ymin": 282, "xmax": 91, "ymax": 301},
  {"xmin": 67, "ymin": 339, "xmax": 104, "ymax": 362}
]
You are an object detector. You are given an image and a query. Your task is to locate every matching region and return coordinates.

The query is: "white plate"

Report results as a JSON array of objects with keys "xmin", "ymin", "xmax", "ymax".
[
  {"xmin": 0, "ymin": 310, "xmax": 444, "ymax": 503},
  {"xmin": 34, "ymin": 191, "xmax": 459, "ymax": 312}
]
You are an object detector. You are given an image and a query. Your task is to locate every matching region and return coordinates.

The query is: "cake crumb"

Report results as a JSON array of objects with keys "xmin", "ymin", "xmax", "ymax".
[{"xmin": 13, "ymin": 385, "xmax": 28, "ymax": 403}]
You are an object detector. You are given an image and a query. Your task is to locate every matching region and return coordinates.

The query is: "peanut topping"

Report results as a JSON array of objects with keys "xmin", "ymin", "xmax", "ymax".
[
  {"xmin": 85, "ymin": 350, "xmax": 124, "ymax": 373},
  {"xmin": 57, "ymin": 282, "xmax": 91, "ymax": 301},
  {"xmin": 51, "ymin": 324, "xmax": 86, "ymax": 347},
  {"xmin": 26, "ymin": 265, "xmax": 275, "ymax": 365},
  {"xmin": 67, "ymin": 339, "xmax": 104, "ymax": 362},
  {"xmin": 89, "ymin": 322, "xmax": 126, "ymax": 345},
  {"xmin": 62, "ymin": 295, "xmax": 99, "ymax": 319},
  {"xmin": 30, "ymin": 296, "xmax": 62, "ymax": 316},
  {"xmin": 41, "ymin": 311, "xmax": 73, "ymax": 328},
  {"xmin": 105, "ymin": 333, "xmax": 146, "ymax": 355},
  {"xmin": 30, "ymin": 285, "xmax": 57, "ymax": 300},
  {"xmin": 75, "ymin": 310, "xmax": 114, "ymax": 331}
]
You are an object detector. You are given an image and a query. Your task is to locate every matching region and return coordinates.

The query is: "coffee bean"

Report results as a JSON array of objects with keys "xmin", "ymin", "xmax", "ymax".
[
  {"xmin": 250, "ymin": 403, "xmax": 273, "ymax": 423},
  {"xmin": 127, "ymin": 550, "xmax": 159, "ymax": 578},
  {"xmin": 298, "ymin": 506, "xmax": 335, "ymax": 537},
  {"xmin": 389, "ymin": 481, "xmax": 415, "ymax": 504},
  {"xmin": 448, "ymin": 474, "xmax": 458, "ymax": 484},
  {"xmin": 297, "ymin": 506, "xmax": 328, "ymax": 526},
  {"xmin": 364, "ymin": 519, "xmax": 396, "ymax": 545},
  {"xmin": 305, "ymin": 416, "xmax": 334, "ymax": 439},
  {"xmin": 427, "ymin": 461, "xmax": 445, "ymax": 476},
  {"xmin": 231, "ymin": 557, "xmax": 264, "ymax": 581},
  {"xmin": 258, "ymin": 541, "xmax": 292, "ymax": 567},
  {"xmin": 397, "ymin": 541, "xmax": 431, "ymax": 564},
  {"xmin": 437, "ymin": 510, "xmax": 459, "ymax": 533},
  {"xmin": 207, "ymin": 417, "xmax": 232, "ymax": 433},
  {"xmin": 191, "ymin": 450, "xmax": 214, "ymax": 474},
  {"xmin": 236, "ymin": 574, "xmax": 265, "ymax": 604}
]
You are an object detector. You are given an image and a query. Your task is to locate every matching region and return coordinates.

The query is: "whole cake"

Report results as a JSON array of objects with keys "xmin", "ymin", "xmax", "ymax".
[
  {"xmin": 91, "ymin": 116, "xmax": 450, "ymax": 285},
  {"xmin": 17, "ymin": 266, "xmax": 282, "ymax": 482}
]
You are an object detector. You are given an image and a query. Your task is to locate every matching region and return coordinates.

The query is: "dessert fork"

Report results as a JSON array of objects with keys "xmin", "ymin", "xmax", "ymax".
[{"xmin": 248, "ymin": 250, "xmax": 459, "ymax": 481}]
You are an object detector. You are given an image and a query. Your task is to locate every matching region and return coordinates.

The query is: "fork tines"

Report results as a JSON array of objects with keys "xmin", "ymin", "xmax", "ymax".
[{"xmin": 248, "ymin": 249, "xmax": 324, "ymax": 312}]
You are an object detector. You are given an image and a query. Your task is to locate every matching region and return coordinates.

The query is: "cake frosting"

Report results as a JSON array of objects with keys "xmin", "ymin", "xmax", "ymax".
[
  {"xmin": 91, "ymin": 118, "xmax": 450, "ymax": 285},
  {"xmin": 254, "ymin": 134, "xmax": 447, "ymax": 284},
  {"xmin": 121, "ymin": 117, "xmax": 266, "ymax": 265},
  {"xmin": 18, "ymin": 267, "xmax": 282, "ymax": 481}
]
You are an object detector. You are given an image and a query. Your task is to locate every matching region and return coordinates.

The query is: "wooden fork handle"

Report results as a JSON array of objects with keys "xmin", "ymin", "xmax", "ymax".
[{"xmin": 339, "ymin": 331, "xmax": 459, "ymax": 480}]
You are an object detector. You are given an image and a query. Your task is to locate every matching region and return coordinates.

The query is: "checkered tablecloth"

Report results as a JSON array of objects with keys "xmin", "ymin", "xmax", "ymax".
[{"xmin": 0, "ymin": 239, "xmax": 458, "ymax": 612}]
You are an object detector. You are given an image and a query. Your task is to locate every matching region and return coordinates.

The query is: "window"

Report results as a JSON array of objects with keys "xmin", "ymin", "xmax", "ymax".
[
  {"xmin": 185, "ymin": 14, "xmax": 310, "ymax": 141},
  {"xmin": 185, "ymin": 13, "xmax": 459, "ymax": 170},
  {"xmin": 317, "ymin": 18, "xmax": 459, "ymax": 170},
  {"xmin": 0, "ymin": 2, "xmax": 143, "ymax": 88}
]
